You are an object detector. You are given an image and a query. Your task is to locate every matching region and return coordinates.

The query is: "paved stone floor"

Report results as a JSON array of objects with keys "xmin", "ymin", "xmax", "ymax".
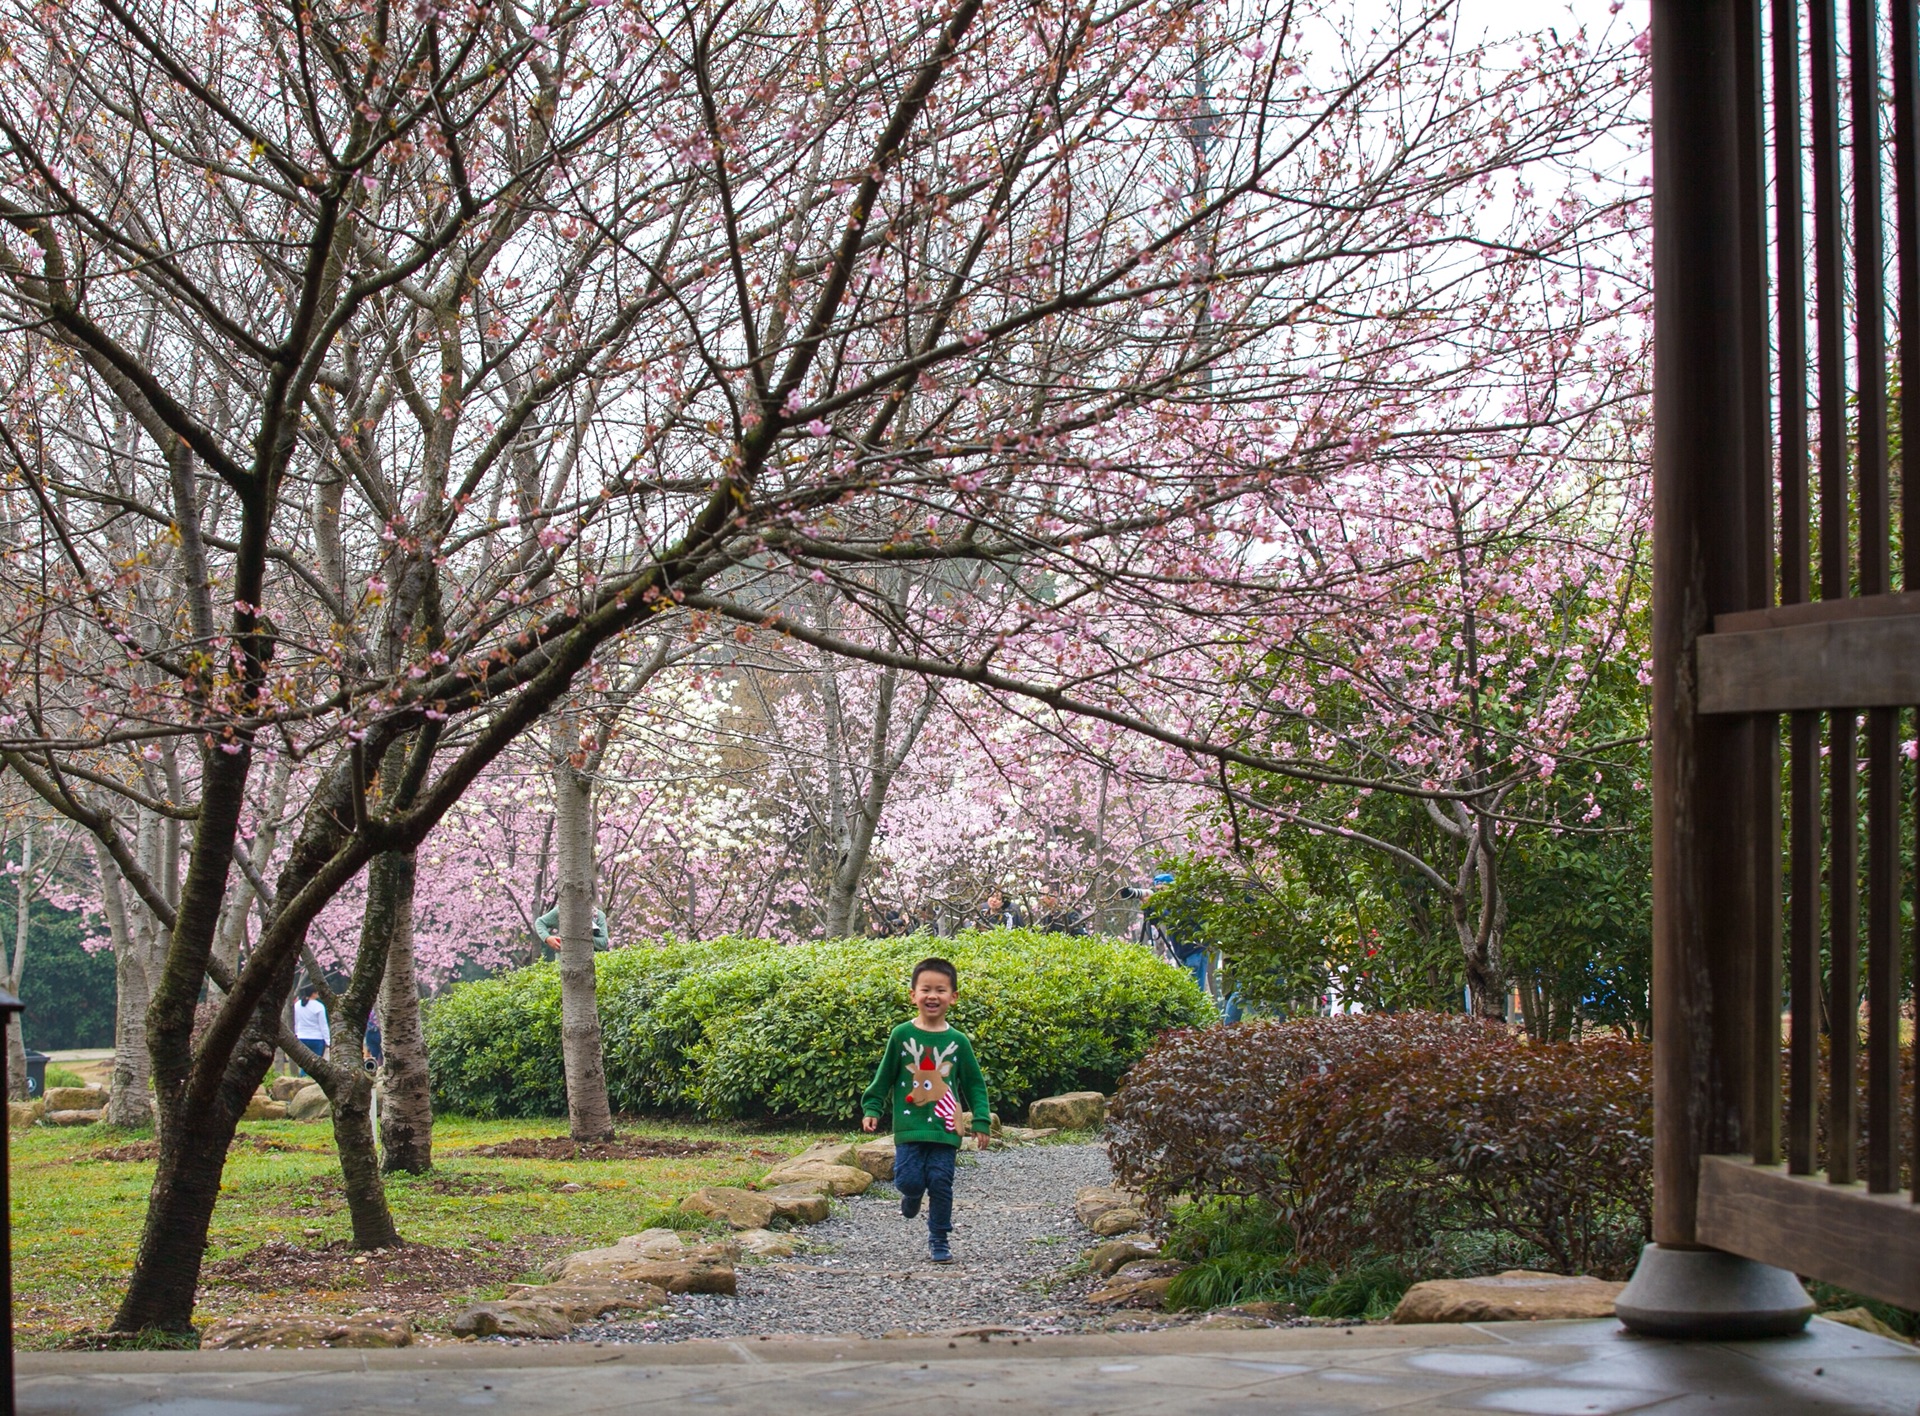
[{"xmin": 19, "ymin": 1318, "xmax": 1920, "ymax": 1415}]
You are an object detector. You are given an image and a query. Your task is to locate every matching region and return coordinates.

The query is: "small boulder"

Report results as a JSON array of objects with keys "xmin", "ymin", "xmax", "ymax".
[
  {"xmin": 268, "ymin": 1076, "xmax": 307, "ymax": 1102},
  {"xmin": 735, "ymin": 1229, "xmax": 798, "ymax": 1258},
  {"xmin": 852, "ymin": 1137, "xmax": 896, "ymax": 1181},
  {"xmin": 1090, "ymin": 1207, "xmax": 1147, "ymax": 1237},
  {"xmin": 1085, "ymin": 1238, "xmax": 1162, "ymax": 1278},
  {"xmin": 1821, "ymin": 1307, "xmax": 1913, "ymax": 1343},
  {"xmin": 1075, "ymin": 1186, "xmax": 1146, "ymax": 1232},
  {"xmin": 999, "ymin": 1125, "xmax": 1058, "ymax": 1143},
  {"xmin": 786, "ymin": 1139, "xmax": 858, "ymax": 1169},
  {"xmin": 679, "ymin": 1186, "xmax": 776, "ymax": 1230},
  {"xmin": 1391, "ymin": 1271, "xmax": 1626, "ymax": 1325},
  {"xmin": 759, "ymin": 1160, "xmax": 873, "ymax": 1196},
  {"xmin": 1087, "ymin": 1275, "xmax": 1177, "ymax": 1309},
  {"xmin": 1074, "ymin": 1185, "xmax": 1139, "ymax": 1222},
  {"xmin": 43, "ymin": 1085, "xmax": 108, "ymax": 1112},
  {"xmin": 201, "ymin": 1314, "xmax": 413, "ymax": 1350},
  {"xmin": 1028, "ymin": 1092, "xmax": 1106, "ymax": 1130},
  {"xmin": 763, "ymin": 1186, "xmax": 832, "ymax": 1224},
  {"xmin": 46, "ymin": 1108, "xmax": 103, "ymax": 1127},
  {"xmin": 1109, "ymin": 1259, "xmax": 1187, "ymax": 1283},
  {"xmin": 242, "ymin": 1096, "xmax": 288, "ymax": 1121},
  {"xmin": 286, "ymin": 1085, "xmax": 330, "ymax": 1121},
  {"xmin": 450, "ymin": 1301, "xmax": 574, "ymax": 1340},
  {"xmin": 8, "ymin": 1099, "xmax": 44, "ymax": 1129},
  {"xmin": 551, "ymin": 1238, "xmax": 737, "ymax": 1294}
]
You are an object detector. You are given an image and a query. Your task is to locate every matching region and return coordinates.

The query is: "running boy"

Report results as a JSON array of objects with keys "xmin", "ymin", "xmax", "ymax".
[{"xmin": 860, "ymin": 957, "xmax": 992, "ymax": 1263}]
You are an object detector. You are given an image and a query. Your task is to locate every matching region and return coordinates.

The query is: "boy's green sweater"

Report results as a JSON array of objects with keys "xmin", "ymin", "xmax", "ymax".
[{"xmin": 861, "ymin": 1020, "xmax": 991, "ymax": 1147}]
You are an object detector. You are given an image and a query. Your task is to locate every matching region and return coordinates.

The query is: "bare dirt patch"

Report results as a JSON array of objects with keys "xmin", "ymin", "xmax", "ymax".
[
  {"xmin": 253, "ymin": 1170, "xmax": 526, "ymax": 1221},
  {"xmin": 84, "ymin": 1136, "xmax": 307, "ymax": 1163},
  {"xmin": 458, "ymin": 1134, "xmax": 744, "ymax": 1162},
  {"xmin": 197, "ymin": 1237, "xmax": 565, "ymax": 1325}
]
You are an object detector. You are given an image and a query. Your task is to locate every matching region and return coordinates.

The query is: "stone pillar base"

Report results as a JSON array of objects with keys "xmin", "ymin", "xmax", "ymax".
[{"xmin": 1615, "ymin": 1243, "xmax": 1814, "ymax": 1340}]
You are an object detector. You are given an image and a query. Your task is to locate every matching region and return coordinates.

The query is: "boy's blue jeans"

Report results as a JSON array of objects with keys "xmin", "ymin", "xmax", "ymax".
[{"xmin": 894, "ymin": 1140, "xmax": 957, "ymax": 1240}]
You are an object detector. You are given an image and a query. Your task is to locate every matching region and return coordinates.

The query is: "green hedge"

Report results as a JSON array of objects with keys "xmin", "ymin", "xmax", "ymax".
[{"xmin": 425, "ymin": 930, "xmax": 1216, "ymax": 1121}]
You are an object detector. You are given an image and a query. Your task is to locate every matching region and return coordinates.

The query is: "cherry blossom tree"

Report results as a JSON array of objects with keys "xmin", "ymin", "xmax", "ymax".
[
  {"xmin": 1166, "ymin": 438, "xmax": 1652, "ymax": 1020},
  {"xmin": 0, "ymin": 0, "xmax": 1645, "ymax": 1337}
]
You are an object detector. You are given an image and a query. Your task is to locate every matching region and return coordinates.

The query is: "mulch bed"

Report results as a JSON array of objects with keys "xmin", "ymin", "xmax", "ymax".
[
  {"xmin": 85, "ymin": 1136, "xmax": 307, "ymax": 1163},
  {"xmin": 55, "ymin": 1236, "xmax": 573, "ymax": 1349},
  {"xmin": 254, "ymin": 1170, "xmax": 530, "ymax": 1220},
  {"xmin": 197, "ymin": 1237, "xmax": 567, "ymax": 1318},
  {"xmin": 458, "ymin": 1134, "xmax": 744, "ymax": 1161}
]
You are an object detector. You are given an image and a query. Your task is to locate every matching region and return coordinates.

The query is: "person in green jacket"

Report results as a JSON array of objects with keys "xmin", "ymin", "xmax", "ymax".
[
  {"xmin": 534, "ymin": 899, "xmax": 608, "ymax": 952},
  {"xmin": 861, "ymin": 956, "xmax": 992, "ymax": 1263}
]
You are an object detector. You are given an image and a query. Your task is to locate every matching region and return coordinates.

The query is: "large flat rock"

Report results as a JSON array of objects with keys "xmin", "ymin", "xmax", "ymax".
[
  {"xmin": 552, "ymin": 1238, "xmax": 738, "ymax": 1294},
  {"xmin": 1391, "ymin": 1270, "xmax": 1626, "ymax": 1324},
  {"xmin": 200, "ymin": 1315, "xmax": 413, "ymax": 1350},
  {"xmin": 43, "ymin": 1085, "xmax": 108, "ymax": 1112},
  {"xmin": 759, "ymin": 1161, "xmax": 872, "ymax": 1196}
]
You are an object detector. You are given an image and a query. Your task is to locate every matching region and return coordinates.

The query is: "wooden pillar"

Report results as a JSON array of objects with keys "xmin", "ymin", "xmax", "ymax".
[{"xmin": 1648, "ymin": 0, "xmax": 1767, "ymax": 1248}]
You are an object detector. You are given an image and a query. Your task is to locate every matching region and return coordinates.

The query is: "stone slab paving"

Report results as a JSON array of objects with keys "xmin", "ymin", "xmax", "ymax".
[{"xmin": 20, "ymin": 1317, "xmax": 1920, "ymax": 1415}]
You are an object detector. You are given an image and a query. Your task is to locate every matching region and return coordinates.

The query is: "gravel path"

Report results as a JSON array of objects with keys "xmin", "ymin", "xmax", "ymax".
[{"xmin": 579, "ymin": 1142, "xmax": 1138, "ymax": 1343}]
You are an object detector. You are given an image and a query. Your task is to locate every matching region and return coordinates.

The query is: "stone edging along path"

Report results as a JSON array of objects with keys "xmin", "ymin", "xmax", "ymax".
[{"xmin": 446, "ymin": 1098, "xmax": 1164, "ymax": 1345}]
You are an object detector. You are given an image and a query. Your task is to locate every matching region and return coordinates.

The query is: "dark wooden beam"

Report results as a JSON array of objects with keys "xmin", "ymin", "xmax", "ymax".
[
  {"xmin": 1716, "ymin": 588, "xmax": 1920, "ymax": 632},
  {"xmin": 1649, "ymin": 0, "xmax": 1769, "ymax": 1248},
  {"xmin": 1698, "ymin": 612, "xmax": 1920, "ymax": 712},
  {"xmin": 1696, "ymin": 1155, "xmax": 1920, "ymax": 1309}
]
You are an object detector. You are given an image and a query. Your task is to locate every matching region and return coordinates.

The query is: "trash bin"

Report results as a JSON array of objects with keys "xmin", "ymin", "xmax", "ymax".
[{"xmin": 21, "ymin": 1050, "xmax": 47, "ymax": 1099}]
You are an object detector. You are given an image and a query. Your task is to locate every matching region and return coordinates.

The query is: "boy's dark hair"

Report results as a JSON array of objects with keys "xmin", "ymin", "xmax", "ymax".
[{"xmin": 911, "ymin": 957, "xmax": 958, "ymax": 990}]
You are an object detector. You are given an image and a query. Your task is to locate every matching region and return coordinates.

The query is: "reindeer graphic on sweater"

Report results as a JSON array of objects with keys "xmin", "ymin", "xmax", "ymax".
[
  {"xmin": 861, "ymin": 1021, "xmax": 993, "ymax": 1146},
  {"xmin": 903, "ymin": 1038, "xmax": 961, "ymax": 1132}
]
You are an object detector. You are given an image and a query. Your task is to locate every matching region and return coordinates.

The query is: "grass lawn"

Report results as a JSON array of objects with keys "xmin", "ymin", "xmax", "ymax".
[{"xmin": 11, "ymin": 1113, "xmax": 843, "ymax": 1347}]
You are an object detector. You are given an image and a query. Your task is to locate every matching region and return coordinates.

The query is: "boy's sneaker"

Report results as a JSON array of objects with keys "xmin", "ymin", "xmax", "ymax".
[
  {"xmin": 900, "ymin": 1191, "xmax": 922, "ymax": 1220},
  {"xmin": 929, "ymin": 1236, "xmax": 953, "ymax": 1263}
]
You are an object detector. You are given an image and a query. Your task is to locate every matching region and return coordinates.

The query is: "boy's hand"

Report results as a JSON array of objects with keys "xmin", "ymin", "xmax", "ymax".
[
  {"xmin": 861, "ymin": 1116, "xmax": 878, "ymax": 1133},
  {"xmin": 975, "ymin": 1132, "xmax": 992, "ymax": 1150}
]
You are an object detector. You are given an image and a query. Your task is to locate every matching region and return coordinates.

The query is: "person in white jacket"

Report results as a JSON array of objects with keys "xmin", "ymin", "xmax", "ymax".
[{"xmin": 294, "ymin": 986, "xmax": 330, "ymax": 1069}]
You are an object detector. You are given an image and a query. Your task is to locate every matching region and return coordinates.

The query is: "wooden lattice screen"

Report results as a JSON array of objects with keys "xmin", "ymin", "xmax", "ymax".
[{"xmin": 1652, "ymin": 0, "xmax": 1919, "ymax": 1309}]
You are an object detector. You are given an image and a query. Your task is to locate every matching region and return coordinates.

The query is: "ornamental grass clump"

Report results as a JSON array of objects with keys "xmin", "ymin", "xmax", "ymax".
[{"xmin": 1108, "ymin": 1014, "xmax": 1652, "ymax": 1279}]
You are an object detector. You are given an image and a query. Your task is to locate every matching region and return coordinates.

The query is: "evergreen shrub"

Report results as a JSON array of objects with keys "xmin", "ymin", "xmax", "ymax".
[
  {"xmin": 426, "ymin": 929, "xmax": 1214, "ymax": 1121},
  {"xmin": 1109, "ymin": 1013, "xmax": 1652, "ymax": 1278}
]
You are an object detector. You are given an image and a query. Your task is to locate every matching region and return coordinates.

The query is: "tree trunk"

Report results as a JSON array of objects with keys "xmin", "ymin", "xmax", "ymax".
[
  {"xmin": 823, "ymin": 804, "xmax": 882, "ymax": 939},
  {"xmin": 96, "ymin": 846, "xmax": 155, "ymax": 1127},
  {"xmin": 332, "ymin": 1067, "xmax": 395, "ymax": 1246},
  {"xmin": 553, "ymin": 715, "xmax": 614, "ymax": 1141},
  {"xmin": 819, "ymin": 659, "xmax": 934, "ymax": 939},
  {"xmin": 212, "ymin": 758, "xmax": 292, "ymax": 986},
  {"xmin": 8, "ymin": 826, "xmax": 30, "ymax": 1100},
  {"xmin": 111, "ymin": 982, "xmax": 285, "ymax": 1331},
  {"xmin": 296, "ymin": 746, "xmax": 427, "ymax": 1243},
  {"xmin": 291, "ymin": 1031, "xmax": 400, "ymax": 1249},
  {"xmin": 377, "ymin": 848, "xmax": 433, "ymax": 1174}
]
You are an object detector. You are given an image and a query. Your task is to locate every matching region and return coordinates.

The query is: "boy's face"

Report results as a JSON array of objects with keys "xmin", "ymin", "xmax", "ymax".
[{"xmin": 911, "ymin": 971, "xmax": 955, "ymax": 1024}]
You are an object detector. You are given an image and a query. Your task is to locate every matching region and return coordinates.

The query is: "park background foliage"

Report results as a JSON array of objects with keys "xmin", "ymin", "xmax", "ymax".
[{"xmin": 426, "ymin": 930, "xmax": 1214, "ymax": 1121}]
